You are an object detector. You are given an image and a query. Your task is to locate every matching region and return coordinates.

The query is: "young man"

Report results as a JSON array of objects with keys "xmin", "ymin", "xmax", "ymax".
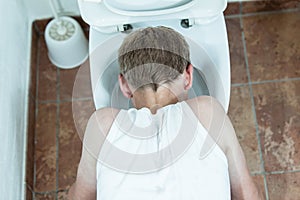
[{"xmin": 68, "ymin": 26, "xmax": 263, "ymax": 200}]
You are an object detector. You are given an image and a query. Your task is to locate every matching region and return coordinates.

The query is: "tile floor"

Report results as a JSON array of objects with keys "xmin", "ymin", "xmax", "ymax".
[{"xmin": 26, "ymin": 1, "xmax": 300, "ymax": 199}]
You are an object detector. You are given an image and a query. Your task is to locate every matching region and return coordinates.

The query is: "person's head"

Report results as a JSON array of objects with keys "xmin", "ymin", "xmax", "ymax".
[{"xmin": 118, "ymin": 26, "xmax": 193, "ymax": 100}]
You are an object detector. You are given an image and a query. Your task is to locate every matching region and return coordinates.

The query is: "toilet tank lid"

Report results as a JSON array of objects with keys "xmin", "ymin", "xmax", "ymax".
[{"xmin": 78, "ymin": 0, "xmax": 227, "ymax": 27}]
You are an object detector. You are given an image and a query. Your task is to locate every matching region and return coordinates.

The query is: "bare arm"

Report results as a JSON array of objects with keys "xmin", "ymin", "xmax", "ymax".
[
  {"xmin": 222, "ymin": 113, "xmax": 264, "ymax": 200},
  {"xmin": 187, "ymin": 96, "xmax": 264, "ymax": 200},
  {"xmin": 68, "ymin": 146, "xmax": 97, "ymax": 200},
  {"xmin": 68, "ymin": 108, "xmax": 119, "ymax": 200}
]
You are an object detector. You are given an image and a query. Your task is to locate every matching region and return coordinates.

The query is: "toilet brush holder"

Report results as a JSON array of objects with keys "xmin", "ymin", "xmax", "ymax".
[{"xmin": 45, "ymin": 16, "xmax": 88, "ymax": 69}]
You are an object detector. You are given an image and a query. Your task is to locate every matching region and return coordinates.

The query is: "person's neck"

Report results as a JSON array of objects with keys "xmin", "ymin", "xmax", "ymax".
[{"xmin": 131, "ymin": 86, "xmax": 187, "ymax": 114}]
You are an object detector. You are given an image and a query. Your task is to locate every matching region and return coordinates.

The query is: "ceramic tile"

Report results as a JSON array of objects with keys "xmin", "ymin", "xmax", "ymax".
[
  {"xmin": 71, "ymin": 100, "xmax": 96, "ymax": 140},
  {"xmin": 252, "ymin": 175, "xmax": 266, "ymax": 199},
  {"xmin": 58, "ymin": 102, "xmax": 83, "ymax": 190},
  {"xmin": 267, "ymin": 172, "xmax": 300, "ymax": 200},
  {"xmin": 242, "ymin": 0, "xmax": 300, "ymax": 14},
  {"xmin": 34, "ymin": 103, "xmax": 57, "ymax": 192},
  {"xmin": 35, "ymin": 192, "xmax": 56, "ymax": 200},
  {"xmin": 59, "ymin": 61, "xmax": 92, "ymax": 100},
  {"xmin": 58, "ymin": 190, "xmax": 69, "ymax": 200},
  {"xmin": 84, "ymin": 29, "xmax": 90, "ymax": 39},
  {"xmin": 38, "ymin": 36, "xmax": 58, "ymax": 101},
  {"xmin": 30, "ymin": 24, "xmax": 39, "ymax": 99},
  {"xmin": 226, "ymin": 18, "xmax": 248, "ymax": 84},
  {"xmin": 59, "ymin": 68, "xmax": 79, "ymax": 100},
  {"xmin": 252, "ymin": 81, "xmax": 300, "ymax": 172},
  {"xmin": 243, "ymin": 12, "xmax": 300, "ymax": 82},
  {"xmin": 228, "ymin": 86, "xmax": 261, "ymax": 173},
  {"xmin": 26, "ymin": 98, "xmax": 36, "ymax": 187},
  {"xmin": 34, "ymin": 18, "xmax": 52, "ymax": 33},
  {"xmin": 26, "ymin": 186, "xmax": 33, "ymax": 200},
  {"xmin": 224, "ymin": 2, "xmax": 240, "ymax": 15}
]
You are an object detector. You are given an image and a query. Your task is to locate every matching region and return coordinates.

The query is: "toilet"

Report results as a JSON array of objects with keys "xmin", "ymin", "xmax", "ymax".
[{"xmin": 78, "ymin": 0, "xmax": 230, "ymax": 112}]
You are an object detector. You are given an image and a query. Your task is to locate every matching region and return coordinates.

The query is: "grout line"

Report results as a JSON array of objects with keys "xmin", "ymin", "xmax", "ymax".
[
  {"xmin": 38, "ymin": 97, "xmax": 93, "ymax": 104},
  {"xmin": 265, "ymin": 169, "xmax": 300, "ymax": 175},
  {"xmin": 251, "ymin": 168, "xmax": 300, "ymax": 176},
  {"xmin": 239, "ymin": 1, "xmax": 242, "ymax": 16},
  {"xmin": 55, "ymin": 68, "xmax": 61, "ymax": 200},
  {"xmin": 231, "ymin": 77, "xmax": 300, "ymax": 88},
  {"xmin": 250, "ymin": 169, "xmax": 300, "ymax": 176},
  {"xmin": 38, "ymin": 99, "xmax": 58, "ymax": 104},
  {"xmin": 251, "ymin": 77, "xmax": 300, "ymax": 85},
  {"xmin": 250, "ymin": 171, "xmax": 265, "ymax": 176},
  {"xmin": 240, "ymin": 15, "xmax": 269, "ymax": 200},
  {"xmin": 231, "ymin": 82, "xmax": 249, "ymax": 87},
  {"xmin": 225, "ymin": 14, "xmax": 243, "ymax": 19},
  {"xmin": 225, "ymin": 7, "xmax": 300, "ymax": 19},
  {"xmin": 34, "ymin": 191, "xmax": 57, "ymax": 195}
]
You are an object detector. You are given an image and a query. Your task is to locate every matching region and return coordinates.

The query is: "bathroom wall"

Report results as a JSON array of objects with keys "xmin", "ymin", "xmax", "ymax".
[
  {"xmin": 26, "ymin": 0, "xmax": 80, "ymax": 21},
  {"xmin": 0, "ymin": 0, "xmax": 79, "ymax": 198},
  {"xmin": 0, "ymin": 0, "xmax": 30, "ymax": 199},
  {"xmin": 0, "ymin": 0, "xmax": 80, "ymax": 199}
]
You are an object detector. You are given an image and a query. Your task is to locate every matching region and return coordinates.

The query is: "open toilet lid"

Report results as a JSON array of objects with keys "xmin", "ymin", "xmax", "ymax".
[{"xmin": 78, "ymin": 0, "xmax": 227, "ymax": 27}]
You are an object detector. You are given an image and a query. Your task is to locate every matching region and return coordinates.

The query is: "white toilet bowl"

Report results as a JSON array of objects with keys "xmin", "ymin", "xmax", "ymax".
[{"xmin": 78, "ymin": 0, "xmax": 230, "ymax": 112}]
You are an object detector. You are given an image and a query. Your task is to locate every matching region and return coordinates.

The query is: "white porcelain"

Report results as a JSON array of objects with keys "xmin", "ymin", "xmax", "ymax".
[
  {"xmin": 89, "ymin": 15, "xmax": 230, "ymax": 112},
  {"xmin": 45, "ymin": 16, "xmax": 88, "ymax": 69},
  {"xmin": 80, "ymin": 0, "xmax": 230, "ymax": 112},
  {"xmin": 104, "ymin": 0, "xmax": 193, "ymax": 11}
]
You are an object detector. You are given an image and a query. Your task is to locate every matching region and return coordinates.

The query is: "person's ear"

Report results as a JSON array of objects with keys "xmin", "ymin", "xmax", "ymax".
[
  {"xmin": 184, "ymin": 64, "xmax": 193, "ymax": 90},
  {"xmin": 118, "ymin": 74, "xmax": 133, "ymax": 98}
]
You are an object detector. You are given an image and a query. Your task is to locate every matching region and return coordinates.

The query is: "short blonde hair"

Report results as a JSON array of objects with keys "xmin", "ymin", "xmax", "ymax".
[{"xmin": 118, "ymin": 26, "xmax": 190, "ymax": 91}]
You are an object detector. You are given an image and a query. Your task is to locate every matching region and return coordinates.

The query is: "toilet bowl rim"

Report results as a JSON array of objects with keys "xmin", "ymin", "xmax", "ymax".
[{"xmin": 89, "ymin": 31, "xmax": 229, "ymax": 112}]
